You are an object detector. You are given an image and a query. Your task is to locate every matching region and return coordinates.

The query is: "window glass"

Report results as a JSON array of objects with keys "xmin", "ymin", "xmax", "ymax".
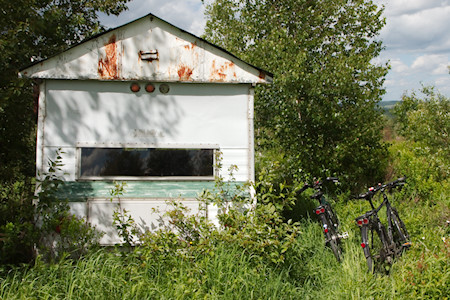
[{"xmin": 80, "ymin": 148, "xmax": 214, "ymax": 177}]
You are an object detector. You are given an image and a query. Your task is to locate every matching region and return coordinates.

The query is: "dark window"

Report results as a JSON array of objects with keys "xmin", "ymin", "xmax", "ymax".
[{"xmin": 80, "ymin": 148, "xmax": 214, "ymax": 178}]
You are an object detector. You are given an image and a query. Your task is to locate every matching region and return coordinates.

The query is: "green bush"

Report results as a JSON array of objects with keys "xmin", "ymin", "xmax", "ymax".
[
  {"xmin": 393, "ymin": 86, "xmax": 449, "ymax": 158},
  {"xmin": 389, "ymin": 141, "xmax": 448, "ymax": 200},
  {"xmin": 137, "ymin": 162, "xmax": 302, "ymax": 266},
  {"xmin": 0, "ymin": 150, "xmax": 102, "ymax": 265},
  {"xmin": 0, "ymin": 178, "xmax": 36, "ymax": 265},
  {"xmin": 389, "ymin": 87, "xmax": 449, "ymax": 200}
]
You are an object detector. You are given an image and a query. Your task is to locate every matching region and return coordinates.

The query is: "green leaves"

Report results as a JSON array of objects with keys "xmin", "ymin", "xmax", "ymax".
[
  {"xmin": 390, "ymin": 87, "xmax": 449, "ymax": 198},
  {"xmin": 204, "ymin": 0, "xmax": 389, "ymax": 190},
  {"xmin": 394, "ymin": 87, "xmax": 449, "ymax": 155},
  {"xmin": 0, "ymin": 0, "xmax": 130, "ymax": 182},
  {"xmin": 0, "ymin": 0, "xmax": 130, "ymax": 264}
]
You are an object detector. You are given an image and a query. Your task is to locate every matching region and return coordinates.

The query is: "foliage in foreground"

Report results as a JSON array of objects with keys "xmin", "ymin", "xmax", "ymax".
[
  {"xmin": 0, "ymin": 151, "xmax": 102, "ymax": 265},
  {"xmin": 1, "ymin": 147, "xmax": 449, "ymax": 299},
  {"xmin": 0, "ymin": 190, "xmax": 448, "ymax": 299},
  {"xmin": 2, "ymin": 82, "xmax": 449, "ymax": 297}
]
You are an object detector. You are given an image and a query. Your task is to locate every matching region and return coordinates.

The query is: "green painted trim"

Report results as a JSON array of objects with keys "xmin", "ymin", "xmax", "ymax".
[{"xmin": 54, "ymin": 181, "xmax": 246, "ymax": 202}]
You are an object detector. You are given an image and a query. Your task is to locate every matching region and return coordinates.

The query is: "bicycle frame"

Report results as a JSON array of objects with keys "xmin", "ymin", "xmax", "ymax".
[
  {"xmin": 307, "ymin": 177, "xmax": 347, "ymax": 261},
  {"xmin": 355, "ymin": 177, "xmax": 409, "ymax": 272},
  {"xmin": 356, "ymin": 206, "xmax": 396, "ymax": 266}
]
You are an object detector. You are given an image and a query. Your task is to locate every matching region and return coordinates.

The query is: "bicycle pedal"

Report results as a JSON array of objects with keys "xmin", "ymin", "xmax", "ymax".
[{"xmin": 339, "ymin": 232, "xmax": 349, "ymax": 239}]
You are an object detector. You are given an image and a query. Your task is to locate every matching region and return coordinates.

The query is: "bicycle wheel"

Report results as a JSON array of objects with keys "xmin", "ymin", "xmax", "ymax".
[
  {"xmin": 359, "ymin": 224, "xmax": 373, "ymax": 272},
  {"xmin": 374, "ymin": 221, "xmax": 397, "ymax": 271},
  {"xmin": 326, "ymin": 205, "xmax": 339, "ymax": 230},
  {"xmin": 327, "ymin": 226, "xmax": 342, "ymax": 262},
  {"xmin": 321, "ymin": 213, "xmax": 342, "ymax": 262},
  {"xmin": 389, "ymin": 208, "xmax": 410, "ymax": 250}
]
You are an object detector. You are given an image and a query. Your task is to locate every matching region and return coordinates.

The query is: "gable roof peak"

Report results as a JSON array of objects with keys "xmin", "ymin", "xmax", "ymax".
[{"xmin": 19, "ymin": 13, "xmax": 272, "ymax": 84}]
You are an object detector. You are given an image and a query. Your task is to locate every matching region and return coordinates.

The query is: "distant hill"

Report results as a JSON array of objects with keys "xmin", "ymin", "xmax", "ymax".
[
  {"xmin": 378, "ymin": 101, "xmax": 399, "ymax": 109},
  {"xmin": 378, "ymin": 100, "xmax": 400, "ymax": 118}
]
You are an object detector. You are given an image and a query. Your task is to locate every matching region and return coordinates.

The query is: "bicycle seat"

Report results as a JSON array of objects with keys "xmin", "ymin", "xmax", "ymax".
[{"xmin": 355, "ymin": 210, "xmax": 375, "ymax": 221}]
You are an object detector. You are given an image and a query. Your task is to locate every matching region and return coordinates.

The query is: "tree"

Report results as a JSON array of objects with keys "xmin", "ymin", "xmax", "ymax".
[
  {"xmin": 0, "ymin": 0, "xmax": 130, "ymax": 264},
  {"xmin": 0, "ymin": 0, "xmax": 130, "ymax": 181},
  {"xmin": 203, "ymin": 0, "xmax": 389, "ymax": 190},
  {"xmin": 392, "ymin": 86, "xmax": 449, "ymax": 186}
]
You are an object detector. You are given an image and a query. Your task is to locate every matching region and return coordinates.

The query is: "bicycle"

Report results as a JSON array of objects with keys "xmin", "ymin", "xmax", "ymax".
[
  {"xmin": 298, "ymin": 177, "xmax": 348, "ymax": 261},
  {"xmin": 355, "ymin": 177, "xmax": 411, "ymax": 272}
]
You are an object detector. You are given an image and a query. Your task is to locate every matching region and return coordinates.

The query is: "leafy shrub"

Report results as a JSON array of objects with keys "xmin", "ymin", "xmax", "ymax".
[
  {"xmin": 390, "ymin": 87, "xmax": 449, "ymax": 200},
  {"xmin": 0, "ymin": 179, "xmax": 36, "ymax": 264},
  {"xmin": 35, "ymin": 150, "xmax": 103, "ymax": 262},
  {"xmin": 108, "ymin": 181, "xmax": 141, "ymax": 247},
  {"xmin": 1, "ymin": 149, "xmax": 102, "ymax": 265},
  {"xmin": 389, "ymin": 141, "xmax": 448, "ymax": 200},
  {"xmin": 394, "ymin": 86, "xmax": 449, "ymax": 156},
  {"xmin": 134, "ymin": 158, "xmax": 302, "ymax": 267}
]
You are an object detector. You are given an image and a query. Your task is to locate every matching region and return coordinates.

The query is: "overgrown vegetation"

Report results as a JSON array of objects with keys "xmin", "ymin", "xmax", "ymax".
[
  {"xmin": 0, "ymin": 0, "xmax": 131, "ymax": 265},
  {"xmin": 0, "ymin": 0, "xmax": 448, "ymax": 298},
  {"xmin": 1, "ymin": 91, "xmax": 449, "ymax": 297},
  {"xmin": 389, "ymin": 86, "xmax": 449, "ymax": 200},
  {"xmin": 1, "ymin": 191, "xmax": 447, "ymax": 299},
  {"xmin": 1, "ymin": 150, "xmax": 102, "ymax": 265},
  {"xmin": 204, "ymin": 0, "xmax": 389, "ymax": 191}
]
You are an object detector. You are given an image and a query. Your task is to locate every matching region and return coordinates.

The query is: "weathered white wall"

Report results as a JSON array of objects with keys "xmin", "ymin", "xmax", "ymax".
[
  {"xmin": 69, "ymin": 198, "xmax": 218, "ymax": 245},
  {"xmin": 40, "ymin": 80, "xmax": 254, "ymax": 182},
  {"xmin": 38, "ymin": 80, "xmax": 254, "ymax": 244}
]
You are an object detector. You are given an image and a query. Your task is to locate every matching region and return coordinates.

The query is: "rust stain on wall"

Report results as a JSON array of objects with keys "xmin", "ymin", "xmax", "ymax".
[
  {"xmin": 177, "ymin": 65, "xmax": 193, "ymax": 80},
  {"xmin": 210, "ymin": 60, "xmax": 236, "ymax": 82},
  {"xmin": 184, "ymin": 41, "xmax": 197, "ymax": 51},
  {"xmin": 258, "ymin": 71, "xmax": 266, "ymax": 80},
  {"xmin": 98, "ymin": 35, "xmax": 119, "ymax": 79}
]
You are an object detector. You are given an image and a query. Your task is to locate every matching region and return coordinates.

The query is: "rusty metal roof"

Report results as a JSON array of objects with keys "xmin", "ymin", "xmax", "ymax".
[{"xmin": 19, "ymin": 13, "xmax": 272, "ymax": 84}]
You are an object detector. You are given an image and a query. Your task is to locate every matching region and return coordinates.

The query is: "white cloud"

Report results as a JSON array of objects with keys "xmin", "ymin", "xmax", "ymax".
[
  {"xmin": 379, "ymin": 0, "xmax": 449, "ymax": 17},
  {"xmin": 156, "ymin": 0, "xmax": 205, "ymax": 35},
  {"xmin": 435, "ymin": 76, "xmax": 450, "ymax": 95},
  {"xmin": 380, "ymin": 5, "xmax": 450, "ymax": 53},
  {"xmin": 411, "ymin": 54, "xmax": 449, "ymax": 74},
  {"xmin": 99, "ymin": 0, "xmax": 206, "ymax": 35},
  {"xmin": 375, "ymin": 0, "xmax": 450, "ymax": 100},
  {"xmin": 390, "ymin": 59, "xmax": 410, "ymax": 73}
]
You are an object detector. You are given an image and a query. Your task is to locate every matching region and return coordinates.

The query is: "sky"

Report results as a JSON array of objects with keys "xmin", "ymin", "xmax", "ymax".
[{"xmin": 99, "ymin": 0, "xmax": 450, "ymax": 101}]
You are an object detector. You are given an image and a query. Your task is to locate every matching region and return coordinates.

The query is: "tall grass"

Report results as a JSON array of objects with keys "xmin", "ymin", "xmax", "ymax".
[
  {"xmin": 0, "ymin": 245, "xmax": 299, "ymax": 299},
  {"xmin": 1, "ymin": 190, "xmax": 448, "ymax": 299}
]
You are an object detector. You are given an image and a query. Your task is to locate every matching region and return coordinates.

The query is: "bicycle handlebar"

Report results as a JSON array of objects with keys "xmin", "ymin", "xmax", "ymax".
[{"xmin": 356, "ymin": 177, "xmax": 406, "ymax": 200}]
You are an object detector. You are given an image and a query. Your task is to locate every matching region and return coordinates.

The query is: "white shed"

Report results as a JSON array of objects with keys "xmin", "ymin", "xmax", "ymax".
[{"xmin": 20, "ymin": 13, "xmax": 272, "ymax": 244}]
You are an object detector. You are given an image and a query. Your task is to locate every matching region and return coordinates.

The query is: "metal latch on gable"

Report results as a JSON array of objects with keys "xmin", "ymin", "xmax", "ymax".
[{"xmin": 139, "ymin": 50, "xmax": 159, "ymax": 62}]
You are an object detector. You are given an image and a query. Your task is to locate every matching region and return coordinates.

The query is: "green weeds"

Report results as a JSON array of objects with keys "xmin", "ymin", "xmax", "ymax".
[{"xmin": 0, "ymin": 190, "xmax": 448, "ymax": 299}]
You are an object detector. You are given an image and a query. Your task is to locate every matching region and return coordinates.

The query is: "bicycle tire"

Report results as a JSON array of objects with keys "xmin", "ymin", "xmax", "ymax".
[
  {"xmin": 325, "ymin": 206, "xmax": 342, "ymax": 261},
  {"xmin": 320, "ymin": 213, "xmax": 342, "ymax": 262},
  {"xmin": 390, "ymin": 208, "xmax": 410, "ymax": 249},
  {"xmin": 328, "ymin": 227, "xmax": 342, "ymax": 262},
  {"xmin": 375, "ymin": 221, "xmax": 397, "ymax": 270},
  {"xmin": 360, "ymin": 224, "xmax": 373, "ymax": 272},
  {"xmin": 326, "ymin": 205, "xmax": 339, "ymax": 230}
]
